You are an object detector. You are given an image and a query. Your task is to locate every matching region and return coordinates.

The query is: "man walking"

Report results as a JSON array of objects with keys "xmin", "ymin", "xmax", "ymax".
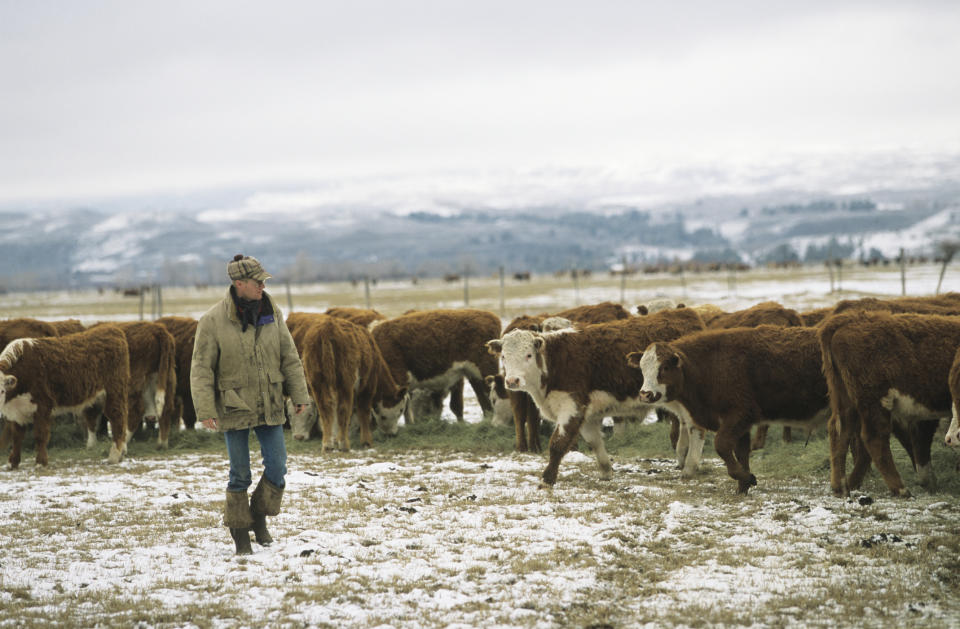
[{"xmin": 191, "ymin": 254, "xmax": 311, "ymax": 555}]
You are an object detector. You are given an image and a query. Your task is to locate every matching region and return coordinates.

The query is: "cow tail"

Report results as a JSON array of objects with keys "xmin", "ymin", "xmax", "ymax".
[
  {"xmin": 817, "ymin": 313, "xmax": 855, "ymax": 440},
  {"xmin": 158, "ymin": 328, "xmax": 177, "ymax": 420}
]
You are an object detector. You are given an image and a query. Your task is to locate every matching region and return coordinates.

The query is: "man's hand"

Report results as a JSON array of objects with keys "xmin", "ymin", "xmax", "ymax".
[
  {"xmin": 295, "ymin": 404, "xmax": 308, "ymax": 415},
  {"xmin": 201, "ymin": 417, "xmax": 218, "ymax": 430}
]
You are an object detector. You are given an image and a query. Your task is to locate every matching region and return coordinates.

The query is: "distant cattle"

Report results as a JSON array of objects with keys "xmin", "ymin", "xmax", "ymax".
[
  {"xmin": 293, "ymin": 315, "xmax": 407, "ymax": 451},
  {"xmin": 629, "ymin": 325, "xmax": 829, "ymax": 495},
  {"xmin": 371, "ymin": 309, "xmax": 500, "ymax": 430},
  {"xmin": 0, "ymin": 325, "xmax": 130, "ymax": 468},
  {"xmin": 512, "ymin": 271, "xmax": 531, "ymax": 281},
  {"xmin": 488, "ymin": 308, "xmax": 705, "ymax": 486},
  {"xmin": 500, "ymin": 302, "xmax": 634, "ymax": 453},
  {"xmin": 156, "ymin": 316, "xmax": 200, "ymax": 430},
  {"xmin": 90, "ymin": 321, "xmax": 177, "ymax": 449},
  {"xmin": 819, "ymin": 311, "xmax": 960, "ymax": 497}
]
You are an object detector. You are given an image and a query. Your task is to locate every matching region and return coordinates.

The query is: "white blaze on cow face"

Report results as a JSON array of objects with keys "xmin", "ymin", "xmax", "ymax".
[
  {"xmin": 493, "ymin": 329, "xmax": 546, "ymax": 393},
  {"xmin": 375, "ymin": 397, "xmax": 407, "ymax": 436},
  {"xmin": 638, "ymin": 345, "xmax": 670, "ymax": 404}
]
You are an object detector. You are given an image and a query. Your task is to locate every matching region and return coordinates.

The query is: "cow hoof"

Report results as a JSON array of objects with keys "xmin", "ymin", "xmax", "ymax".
[
  {"xmin": 537, "ymin": 482, "xmax": 554, "ymax": 491},
  {"xmin": 893, "ymin": 488, "xmax": 912, "ymax": 498},
  {"xmin": 107, "ymin": 444, "xmax": 124, "ymax": 464}
]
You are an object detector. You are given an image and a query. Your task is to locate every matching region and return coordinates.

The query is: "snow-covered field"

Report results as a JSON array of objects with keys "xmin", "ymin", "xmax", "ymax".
[
  {"xmin": 2, "ymin": 444, "xmax": 958, "ymax": 628},
  {"xmin": 2, "ymin": 263, "xmax": 960, "ymax": 628}
]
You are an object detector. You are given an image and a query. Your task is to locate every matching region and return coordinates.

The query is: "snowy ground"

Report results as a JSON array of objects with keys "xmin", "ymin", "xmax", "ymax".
[{"xmin": 1, "ymin": 437, "xmax": 959, "ymax": 628}]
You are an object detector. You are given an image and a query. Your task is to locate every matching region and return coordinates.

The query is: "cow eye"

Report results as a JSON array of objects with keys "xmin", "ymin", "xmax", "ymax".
[{"xmin": 526, "ymin": 353, "xmax": 532, "ymax": 359}]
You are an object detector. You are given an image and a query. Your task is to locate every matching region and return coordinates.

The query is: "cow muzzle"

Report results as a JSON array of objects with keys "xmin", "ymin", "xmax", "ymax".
[
  {"xmin": 639, "ymin": 390, "xmax": 661, "ymax": 403},
  {"xmin": 504, "ymin": 376, "xmax": 522, "ymax": 390},
  {"xmin": 946, "ymin": 430, "xmax": 960, "ymax": 447}
]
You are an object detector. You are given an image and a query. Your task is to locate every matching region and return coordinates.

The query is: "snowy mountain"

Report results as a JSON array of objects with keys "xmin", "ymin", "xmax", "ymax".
[{"xmin": 2, "ymin": 153, "xmax": 959, "ymax": 290}]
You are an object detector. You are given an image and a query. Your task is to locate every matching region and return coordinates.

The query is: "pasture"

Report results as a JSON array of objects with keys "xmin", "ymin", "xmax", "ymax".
[{"xmin": 2, "ymin": 264, "xmax": 960, "ymax": 628}]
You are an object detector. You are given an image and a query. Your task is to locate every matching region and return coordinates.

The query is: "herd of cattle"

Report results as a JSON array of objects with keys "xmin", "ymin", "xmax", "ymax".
[{"xmin": 2, "ymin": 293, "xmax": 960, "ymax": 498}]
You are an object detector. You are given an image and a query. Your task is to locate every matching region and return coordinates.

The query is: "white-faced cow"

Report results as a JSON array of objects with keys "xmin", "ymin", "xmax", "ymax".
[
  {"xmin": 292, "ymin": 314, "xmax": 407, "ymax": 450},
  {"xmin": 487, "ymin": 308, "xmax": 705, "ymax": 486},
  {"xmin": 629, "ymin": 325, "xmax": 829, "ymax": 495},
  {"xmin": 0, "ymin": 325, "xmax": 130, "ymax": 468},
  {"xmin": 819, "ymin": 311, "xmax": 960, "ymax": 497}
]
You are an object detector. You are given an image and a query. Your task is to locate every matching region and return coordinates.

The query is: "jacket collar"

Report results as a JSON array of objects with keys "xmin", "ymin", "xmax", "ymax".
[{"xmin": 222, "ymin": 286, "xmax": 274, "ymax": 324}]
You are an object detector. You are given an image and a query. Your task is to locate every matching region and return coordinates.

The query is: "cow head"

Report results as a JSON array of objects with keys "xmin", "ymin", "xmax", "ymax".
[
  {"xmin": 288, "ymin": 399, "xmax": 318, "ymax": 441},
  {"xmin": 484, "ymin": 374, "xmax": 512, "ymax": 427},
  {"xmin": 486, "ymin": 329, "xmax": 546, "ymax": 393},
  {"xmin": 374, "ymin": 387, "xmax": 408, "ymax": 436},
  {"xmin": 0, "ymin": 373, "xmax": 16, "ymax": 408},
  {"xmin": 628, "ymin": 343, "xmax": 682, "ymax": 404}
]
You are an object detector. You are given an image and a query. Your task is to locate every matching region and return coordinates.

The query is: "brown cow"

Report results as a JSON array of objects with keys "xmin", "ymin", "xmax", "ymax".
[
  {"xmin": 0, "ymin": 325, "xmax": 130, "ymax": 468},
  {"xmin": 371, "ymin": 309, "xmax": 500, "ymax": 430},
  {"xmin": 49, "ymin": 319, "xmax": 86, "ymax": 335},
  {"xmin": 501, "ymin": 302, "xmax": 633, "ymax": 453},
  {"xmin": 705, "ymin": 301, "xmax": 804, "ymax": 329},
  {"xmin": 818, "ymin": 311, "xmax": 960, "ymax": 497},
  {"xmin": 156, "ymin": 316, "xmax": 199, "ymax": 430},
  {"xmin": 487, "ymin": 308, "xmax": 705, "ymax": 486},
  {"xmin": 831, "ymin": 293, "xmax": 960, "ymax": 317},
  {"xmin": 0, "ymin": 318, "xmax": 58, "ymax": 348},
  {"xmin": 292, "ymin": 315, "xmax": 407, "ymax": 450},
  {"xmin": 630, "ymin": 325, "xmax": 830, "ymax": 495},
  {"xmin": 89, "ymin": 321, "xmax": 177, "ymax": 449},
  {"xmin": 324, "ymin": 306, "xmax": 387, "ymax": 328}
]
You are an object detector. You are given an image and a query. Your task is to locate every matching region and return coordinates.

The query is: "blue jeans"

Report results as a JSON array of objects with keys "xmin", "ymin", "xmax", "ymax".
[{"xmin": 224, "ymin": 424, "xmax": 287, "ymax": 492}]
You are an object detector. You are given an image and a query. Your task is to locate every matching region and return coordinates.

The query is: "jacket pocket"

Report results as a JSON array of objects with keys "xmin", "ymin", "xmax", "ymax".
[{"xmin": 218, "ymin": 377, "xmax": 252, "ymax": 411}]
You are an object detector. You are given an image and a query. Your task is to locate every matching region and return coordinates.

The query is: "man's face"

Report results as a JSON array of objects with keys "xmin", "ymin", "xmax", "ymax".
[{"xmin": 235, "ymin": 278, "xmax": 265, "ymax": 300}]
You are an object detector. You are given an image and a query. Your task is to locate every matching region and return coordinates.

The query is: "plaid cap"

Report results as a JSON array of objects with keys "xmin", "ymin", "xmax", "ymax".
[{"xmin": 227, "ymin": 255, "xmax": 272, "ymax": 282}]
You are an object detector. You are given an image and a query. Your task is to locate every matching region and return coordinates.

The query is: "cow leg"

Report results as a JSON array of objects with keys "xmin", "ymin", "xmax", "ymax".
[
  {"xmin": 668, "ymin": 413, "xmax": 681, "ymax": 452},
  {"xmin": 336, "ymin": 384, "xmax": 355, "ymax": 451},
  {"xmin": 912, "ymin": 419, "xmax": 939, "ymax": 492},
  {"xmin": 682, "ymin": 426, "xmax": 705, "ymax": 478},
  {"xmin": 354, "ymin": 390, "xmax": 375, "ymax": 448},
  {"xmin": 751, "ymin": 424, "xmax": 769, "ymax": 451},
  {"xmin": 104, "ymin": 388, "xmax": 127, "ymax": 464},
  {"xmin": 526, "ymin": 398, "xmax": 542, "ymax": 453},
  {"xmin": 509, "ymin": 391, "xmax": 529, "ymax": 452},
  {"xmin": 81, "ymin": 405, "xmax": 101, "ymax": 449},
  {"xmin": 782, "ymin": 426, "xmax": 792, "ymax": 443},
  {"xmin": 846, "ymin": 431, "xmax": 872, "ymax": 491},
  {"xmin": 859, "ymin": 409, "xmax": 909, "ymax": 497},
  {"xmin": 33, "ymin": 406, "xmax": 53, "ymax": 466},
  {"xmin": 541, "ymin": 413, "xmax": 585, "ymax": 486},
  {"xmin": 449, "ymin": 379, "xmax": 465, "ymax": 422},
  {"xmin": 827, "ymin": 409, "xmax": 854, "ymax": 496},
  {"xmin": 579, "ymin": 418, "xmax": 612, "ymax": 480},
  {"xmin": 182, "ymin": 392, "xmax": 197, "ymax": 430},
  {"xmin": 714, "ymin": 422, "xmax": 757, "ymax": 495},
  {"xmin": 7, "ymin": 422, "xmax": 26, "ymax": 469},
  {"xmin": 126, "ymin": 394, "xmax": 145, "ymax": 445},
  {"xmin": 466, "ymin": 376, "xmax": 494, "ymax": 417}
]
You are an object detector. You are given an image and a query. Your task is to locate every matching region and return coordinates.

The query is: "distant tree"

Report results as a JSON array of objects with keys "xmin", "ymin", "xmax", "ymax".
[{"xmin": 936, "ymin": 240, "xmax": 959, "ymax": 294}]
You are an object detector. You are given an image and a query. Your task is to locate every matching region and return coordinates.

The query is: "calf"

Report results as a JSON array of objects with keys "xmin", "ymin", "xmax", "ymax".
[
  {"xmin": 90, "ymin": 321, "xmax": 177, "ymax": 449},
  {"xmin": 294, "ymin": 315, "xmax": 407, "ymax": 449},
  {"xmin": 819, "ymin": 311, "xmax": 960, "ymax": 497},
  {"xmin": 629, "ymin": 325, "xmax": 829, "ymax": 495},
  {"xmin": 156, "ymin": 316, "xmax": 199, "ymax": 429},
  {"xmin": 501, "ymin": 302, "xmax": 634, "ymax": 453},
  {"xmin": 0, "ymin": 318, "xmax": 58, "ymax": 348},
  {"xmin": 371, "ymin": 309, "xmax": 500, "ymax": 428},
  {"xmin": 0, "ymin": 325, "xmax": 130, "ymax": 468},
  {"xmin": 487, "ymin": 308, "xmax": 705, "ymax": 486}
]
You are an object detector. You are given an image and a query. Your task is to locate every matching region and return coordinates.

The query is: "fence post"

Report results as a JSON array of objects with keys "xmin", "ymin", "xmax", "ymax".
[
  {"xmin": 572, "ymin": 269, "xmax": 580, "ymax": 306},
  {"xmin": 499, "ymin": 266, "xmax": 505, "ymax": 318},
  {"xmin": 139, "ymin": 288, "xmax": 145, "ymax": 321},
  {"xmin": 619, "ymin": 256, "xmax": 627, "ymax": 304},
  {"xmin": 156, "ymin": 285, "xmax": 162, "ymax": 319},
  {"xmin": 364, "ymin": 276, "xmax": 371, "ymax": 309},
  {"xmin": 286, "ymin": 280, "xmax": 293, "ymax": 313},
  {"xmin": 900, "ymin": 247, "xmax": 906, "ymax": 295},
  {"xmin": 463, "ymin": 268, "xmax": 470, "ymax": 307}
]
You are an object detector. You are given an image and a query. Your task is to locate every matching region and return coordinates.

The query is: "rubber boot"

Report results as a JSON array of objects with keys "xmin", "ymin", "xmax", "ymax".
[
  {"xmin": 250, "ymin": 476, "xmax": 284, "ymax": 546},
  {"xmin": 224, "ymin": 490, "xmax": 254, "ymax": 555}
]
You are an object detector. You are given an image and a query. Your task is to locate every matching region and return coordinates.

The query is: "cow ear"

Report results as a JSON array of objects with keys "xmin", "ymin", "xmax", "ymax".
[
  {"xmin": 486, "ymin": 339, "xmax": 502, "ymax": 356},
  {"xmin": 484, "ymin": 375, "xmax": 495, "ymax": 386},
  {"xmin": 676, "ymin": 303, "xmax": 686, "ymax": 309},
  {"xmin": 636, "ymin": 305, "xmax": 648, "ymax": 316},
  {"xmin": 533, "ymin": 336, "xmax": 544, "ymax": 351},
  {"xmin": 625, "ymin": 352, "xmax": 642, "ymax": 368},
  {"xmin": 2, "ymin": 374, "xmax": 16, "ymax": 389}
]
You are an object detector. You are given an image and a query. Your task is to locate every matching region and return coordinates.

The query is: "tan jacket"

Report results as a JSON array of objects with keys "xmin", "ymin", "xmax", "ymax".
[{"xmin": 190, "ymin": 288, "xmax": 310, "ymax": 431}]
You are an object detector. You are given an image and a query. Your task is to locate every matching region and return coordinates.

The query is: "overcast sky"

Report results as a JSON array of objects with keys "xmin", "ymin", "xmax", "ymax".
[{"xmin": 1, "ymin": 0, "xmax": 958, "ymax": 203}]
